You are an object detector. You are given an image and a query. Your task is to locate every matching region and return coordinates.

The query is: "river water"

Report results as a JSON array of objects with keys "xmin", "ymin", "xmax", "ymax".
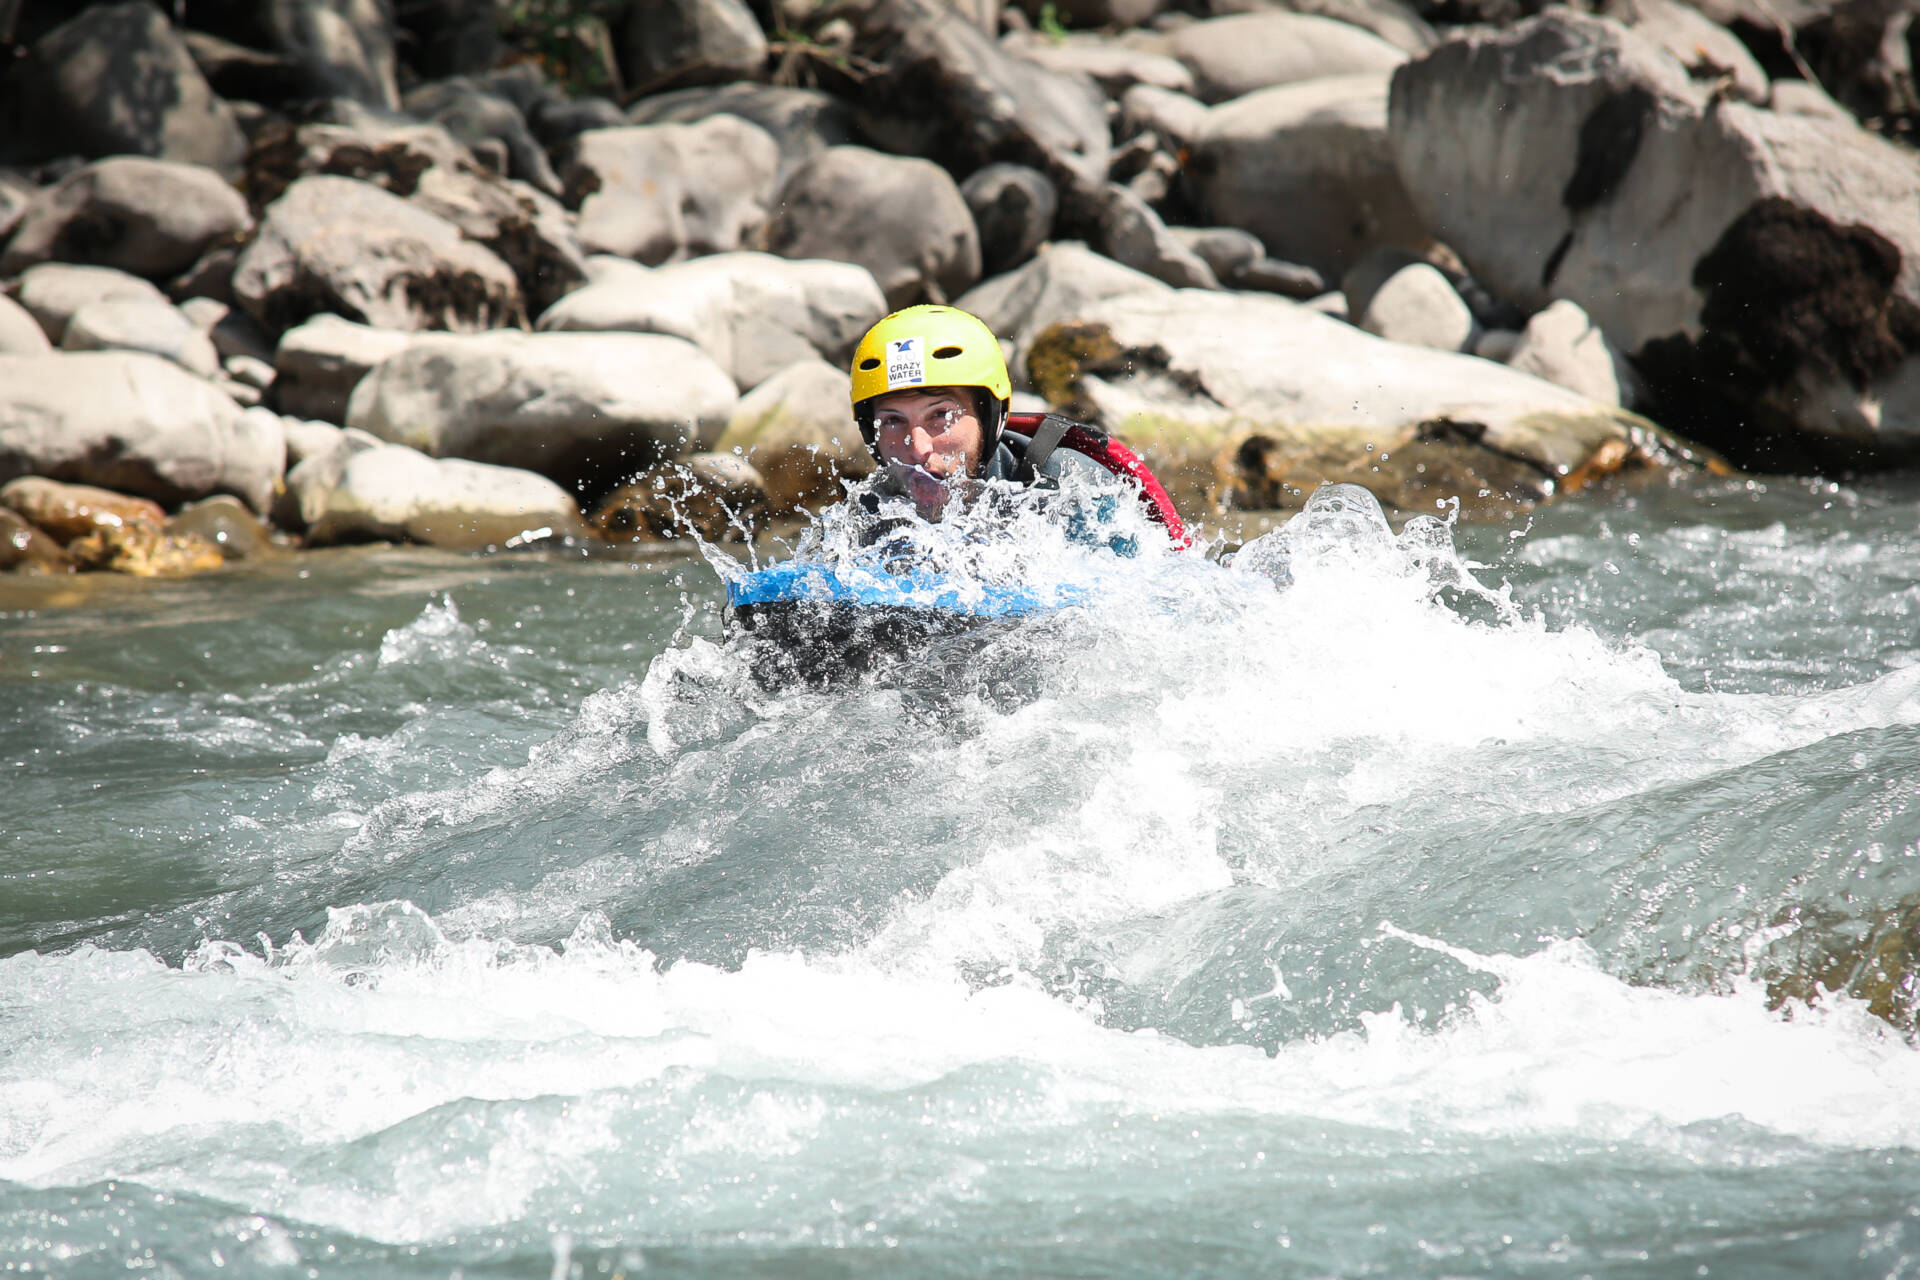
[{"xmin": 3, "ymin": 473, "xmax": 1919, "ymax": 1279}]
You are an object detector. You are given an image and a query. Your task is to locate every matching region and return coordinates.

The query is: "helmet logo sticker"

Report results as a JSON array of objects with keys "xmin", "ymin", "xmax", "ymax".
[{"xmin": 886, "ymin": 337, "xmax": 925, "ymax": 390}]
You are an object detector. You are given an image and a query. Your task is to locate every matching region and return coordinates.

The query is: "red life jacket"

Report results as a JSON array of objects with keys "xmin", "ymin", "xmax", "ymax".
[{"xmin": 1005, "ymin": 412, "xmax": 1191, "ymax": 549}]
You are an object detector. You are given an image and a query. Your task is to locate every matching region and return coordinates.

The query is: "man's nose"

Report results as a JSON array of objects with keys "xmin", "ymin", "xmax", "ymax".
[{"xmin": 910, "ymin": 425, "xmax": 936, "ymax": 455}]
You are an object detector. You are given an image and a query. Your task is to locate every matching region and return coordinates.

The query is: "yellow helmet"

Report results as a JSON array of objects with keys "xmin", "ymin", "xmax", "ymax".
[{"xmin": 849, "ymin": 305, "xmax": 1011, "ymax": 412}]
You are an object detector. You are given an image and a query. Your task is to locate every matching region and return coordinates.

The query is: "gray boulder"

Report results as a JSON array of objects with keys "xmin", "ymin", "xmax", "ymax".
[
  {"xmin": 1094, "ymin": 184, "xmax": 1220, "ymax": 289},
  {"xmin": 1118, "ymin": 84, "xmax": 1212, "ymax": 152},
  {"xmin": 177, "ymin": 298, "xmax": 278, "ymax": 365},
  {"xmin": 244, "ymin": 116, "xmax": 474, "ymax": 209},
  {"xmin": 1358, "ymin": 263, "xmax": 1476, "ymax": 351},
  {"xmin": 0, "ymin": 352, "xmax": 283, "ymax": 511},
  {"xmin": 713, "ymin": 358, "xmax": 872, "ymax": 515},
  {"xmin": 243, "ymin": 116, "xmax": 583, "ymax": 313},
  {"xmin": 1389, "ymin": 10, "xmax": 1920, "ymax": 463},
  {"xmin": 764, "ymin": 146, "xmax": 982, "ymax": 310},
  {"xmin": 1168, "ymin": 13, "xmax": 1408, "ymax": 104},
  {"xmin": 13, "ymin": 264, "xmax": 169, "ymax": 346},
  {"xmin": 1001, "ymin": 31, "xmax": 1197, "ymax": 99},
  {"xmin": 1190, "ymin": 72, "xmax": 1431, "ymax": 280},
  {"xmin": 1022, "ymin": 288, "xmax": 1651, "ymax": 513},
  {"xmin": 62, "ymin": 299, "xmax": 223, "ymax": 379},
  {"xmin": 537, "ymin": 251, "xmax": 887, "ymax": 392},
  {"xmin": 345, "ymin": 331, "xmax": 740, "ymax": 492},
  {"xmin": 1596, "ymin": 0, "xmax": 1769, "ymax": 104},
  {"xmin": 0, "ymin": 295, "xmax": 53, "ymax": 355},
  {"xmin": 1506, "ymin": 299, "xmax": 1639, "ymax": 408},
  {"xmin": 405, "ymin": 166, "xmax": 589, "ymax": 316},
  {"xmin": 273, "ymin": 314, "xmax": 418, "ymax": 423},
  {"xmin": 0, "ymin": 158, "xmax": 252, "ymax": 280},
  {"xmin": 289, "ymin": 433, "xmax": 583, "ymax": 549},
  {"xmin": 563, "ymin": 119, "xmax": 780, "ymax": 264},
  {"xmin": 0, "ymin": 2, "xmax": 246, "ymax": 176},
  {"xmin": 1770, "ymin": 79, "xmax": 1855, "ymax": 123},
  {"xmin": 404, "ymin": 78, "xmax": 564, "ymax": 195},
  {"xmin": 961, "ymin": 164, "xmax": 1059, "ymax": 278},
  {"xmin": 196, "ymin": 0, "xmax": 401, "ymax": 110},
  {"xmin": 233, "ymin": 175, "xmax": 524, "ymax": 337},
  {"xmin": 529, "ymin": 96, "xmax": 629, "ymax": 151},
  {"xmin": 616, "ymin": 0, "xmax": 768, "ymax": 97},
  {"xmin": 1206, "ymin": 0, "xmax": 1437, "ymax": 55},
  {"xmin": 954, "ymin": 241, "xmax": 1170, "ymax": 390},
  {"xmin": 850, "ymin": 0, "xmax": 1112, "ymax": 213},
  {"xmin": 627, "ymin": 83, "xmax": 865, "ymax": 186}
]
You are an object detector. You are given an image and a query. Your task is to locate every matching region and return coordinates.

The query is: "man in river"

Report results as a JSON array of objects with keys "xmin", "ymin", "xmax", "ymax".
[{"xmin": 847, "ymin": 305, "xmax": 1188, "ymax": 546}]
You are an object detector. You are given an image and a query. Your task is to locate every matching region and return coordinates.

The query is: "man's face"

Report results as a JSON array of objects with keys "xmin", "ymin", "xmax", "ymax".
[{"xmin": 870, "ymin": 388, "xmax": 984, "ymax": 479}]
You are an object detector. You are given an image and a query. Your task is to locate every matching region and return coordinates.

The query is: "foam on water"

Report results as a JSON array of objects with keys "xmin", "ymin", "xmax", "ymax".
[
  {"xmin": 6, "ymin": 483, "xmax": 1920, "ymax": 1272},
  {"xmin": 3, "ymin": 902, "xmax": 1919, "ymax": 1249}
]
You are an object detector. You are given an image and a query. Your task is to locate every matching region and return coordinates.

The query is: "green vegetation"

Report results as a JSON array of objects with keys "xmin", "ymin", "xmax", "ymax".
[
  {"xmin": 1036, "ymin": 1, "xmax": 1070, "ymax": 40},
  {"xmin": 498, "ymin": 0, "xmax": 626, "ymax": 96}
]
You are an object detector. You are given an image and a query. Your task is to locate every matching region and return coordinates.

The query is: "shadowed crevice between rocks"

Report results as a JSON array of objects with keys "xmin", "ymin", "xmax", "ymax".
[{"xmin": 1633, "ymin": 197, "xmax": 1920, "ymax": 472}]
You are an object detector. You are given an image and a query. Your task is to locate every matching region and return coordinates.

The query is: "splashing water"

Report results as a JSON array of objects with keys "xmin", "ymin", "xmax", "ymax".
[{"xmin": 3, "ymin": 479, "xmax": 1920, "ymax": 1277}]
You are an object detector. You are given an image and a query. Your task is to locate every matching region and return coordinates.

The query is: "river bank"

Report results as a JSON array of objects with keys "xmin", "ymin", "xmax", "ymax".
[{"xmin": 7, "ymin": 0, "xmax": 1919, "ymax": 583}]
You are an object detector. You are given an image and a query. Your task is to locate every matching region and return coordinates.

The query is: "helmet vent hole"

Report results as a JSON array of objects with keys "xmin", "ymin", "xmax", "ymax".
[
  {"xmin": 858, "ymin": 357, "xmax": 881, "ymax": 370},
  {"xmin": 932, "ymin": 345, "xmax": 964, "ymax": 359}
]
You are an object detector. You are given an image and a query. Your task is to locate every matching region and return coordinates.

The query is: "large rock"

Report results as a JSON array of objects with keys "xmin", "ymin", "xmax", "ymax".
[
  {"xmin": 245, "ymin": 116, "xmax": 475, "ymax": 209},
  {"xmin": 13, "ymin": 264, "xmax": 170, "ymax": 346},
  {"xmin": 244, "ymin": 116, "xmax": 583, "ymax": 313},
  {"xmin": 588, "ymin": 453, "xmax": 769, "ymax": 542},
  {"xmin": 233, "ymin": 175, "xmax": 524, "ymax": 337},
  {"xmin": 1358, "ymin": 263, "xmax": 1476, "ymax": 351},
  {"xmin": 1189, "ymin": 72, "xmax": 1432, "ymax": 280},
  {"xmin": 537, "ymin": 251, "xmax": 886, "ymax": 392},
  {"xmin": 1596, "ymin": 0, "xmax": 1769, "ymax": 104},
  {"xmin": 404, "ymin": 78, "xmax": 564, "ymax": 195},
  {"xmin": 1118, "ymin": 84, "xmax": 1212, "ymax": 152},
  {"xmin": 0, "ymin": 477, "xmax": 166, "ymax": 544},
  {"xmin": 0, "ymin": 353, "xmax": 283, "ymax": 511},
  {"xmin": 1389, "ymin": 11, "xmax": 1920, "ymax": 464},
  {"xmin": 563, "ymin": 119, "xmax": 779, "ymax": 264},
  {"xmin": 1167, "ymin": 13, "xmax": 1408, "ymax": 104},
  {"xmin": 1023, "ymin": 288, "xmax": 1654, "ymax": 513},
  {"xmin": 849, "ymin": 0, "xmax": 1112, "ymax": 214},
  {"xmin": 62, "ymin": 299, "xmax": 223, "ymax": 379},
  {"xmin": 185, "ymin": 0, "xmax": 400, "ymax": 110},
  {"xmin": 764, "ymin": 147, "xmax": 982, "ymax": 309},
  {"xmin": 0, "ymin": 295, "xmax": 53, "ymax": 356},
  {"xmin": 1094, "ymin": 183, "xmax": 1219, "ymax": 289},
  {"xmin": 1001, "ymin": 31, "xmax": 1197, "ymax": 98},
  {"xmin": 1207, "ymin": 0, "xmax": 1437, "ymax": 55},
  {"xmin": 1506, "ymin": 299, "xmax": 1638, "ymax": 408},
  {"xmin": 272, "ymin": 315, "xmax": 417, "ymax": 423},
  {"xmin": 954, "ymin": 241, "xmax": 1170, "ymax": 389},
  {"xmin": 0, "ymin": 509, "xmax": 73, "ymax": 574},
  {"xmin": 627, "ymin": 83, "xmax": 864, "ymax": 186},
  {"xmin": 962, "ymin": 163, "xmax": 1058, "ymax": 278},
  {"xmin": 405, "ymin": 167, "xmax": 589, "ymax": 316},
  {"xmin": 344, "ymin": 332, "xmax": 740, "ymax": 492},
  {"xmin": 0, "ymin": 158, "xmax": 252, "ymax": 280},
  {"xmin": 289, "ymin": 434, "xmax": 583, "ymax": 549},
  {"xmin": 616, "ymin": 0, "xmax": 768, "ymax": 97},
  {"xmin": 0, "ymin": 2, "xmax": 246, "ymax": 176},
  {"xmin": 713, "ymin": 359, "xmax": 872, "ymax": 515}
]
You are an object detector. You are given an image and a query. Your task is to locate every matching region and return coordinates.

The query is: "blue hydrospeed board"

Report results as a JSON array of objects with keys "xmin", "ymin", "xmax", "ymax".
[{"xmin": 725, "ymin": 560, "xmax": 1084, "ymax": 619}]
